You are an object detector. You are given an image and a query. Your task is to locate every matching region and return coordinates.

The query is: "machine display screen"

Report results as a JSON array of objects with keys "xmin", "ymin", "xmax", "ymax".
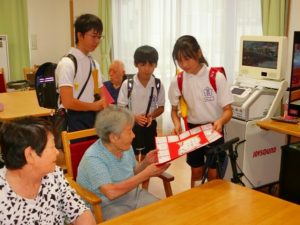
[
  {"xmin": 242, "ymin": 41, "xmax": 278, "ymax": 69},
  {"xmin": 232, "ymin": 88, "xmax": 246, "ymax": 95}
]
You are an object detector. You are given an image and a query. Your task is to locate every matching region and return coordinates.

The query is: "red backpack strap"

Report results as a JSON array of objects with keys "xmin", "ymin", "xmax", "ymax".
[
  {"xmin": 177, "ymin": 71, "xmax": 184, "ymax": 94},
  {"xmin": 209, "ymin": 67, "xmax": 226, "ymax": 92}
]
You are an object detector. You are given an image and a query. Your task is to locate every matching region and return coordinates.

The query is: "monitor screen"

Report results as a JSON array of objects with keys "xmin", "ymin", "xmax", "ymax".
[
  {"xmin": 288, "ymin": 31, "xmax": 300, "ymax": 117},
  {"xmin": 242, "ymin": 41, "xmax": 278, "ymax": 69},
  {"xmin": 239, "ymin": 36, "xmax": 287, "ymax": 81},
  {"xmin": 290, "ymin": 41, "xmax": 300, "ymax": 89}
]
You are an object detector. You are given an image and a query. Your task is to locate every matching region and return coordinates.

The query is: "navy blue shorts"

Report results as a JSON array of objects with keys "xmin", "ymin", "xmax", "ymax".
[
  {"xmin": 132, "ymin": 120, "xmax": 157, "ymax": 156},
  {"xmin": 186, "ymin": 123, "xmax": 225, "ymax": 168}
]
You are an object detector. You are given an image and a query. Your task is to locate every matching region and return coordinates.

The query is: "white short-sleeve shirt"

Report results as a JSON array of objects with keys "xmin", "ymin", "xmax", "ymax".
[
  {"xmin": 55, "ymin": 47, "xmax": 103, "ymax": 105},
  {"xmin": 168, "ymin": 65, "xmax": 233, "ymax": 124},
  {"xmin": 117, "ymin": 75, "xmax": 165, "ymax": 115}
]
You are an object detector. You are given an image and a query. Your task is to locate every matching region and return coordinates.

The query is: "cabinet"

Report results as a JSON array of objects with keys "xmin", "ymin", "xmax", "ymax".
[{"xmin": 280, "ymin": 142, "xmax": 300, "ymax": 204}]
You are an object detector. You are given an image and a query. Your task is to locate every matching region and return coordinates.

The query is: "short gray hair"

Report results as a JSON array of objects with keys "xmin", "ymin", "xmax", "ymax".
[{"xmin": 95, "ymin": 105, "xmax": 134, "ymax": 143}]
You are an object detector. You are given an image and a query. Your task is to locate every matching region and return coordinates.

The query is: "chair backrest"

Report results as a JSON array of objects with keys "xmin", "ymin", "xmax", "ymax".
[
  {"xmin": 23, "ymin": 66, "xmax": 38, "ymax": 89},
  {"xmin": 0, "ymin": 67, "xmax": 6, "ymax": 93},
  {"xmin": 61, "ymin": 128, "xmax": 98, "ymax": 180}
]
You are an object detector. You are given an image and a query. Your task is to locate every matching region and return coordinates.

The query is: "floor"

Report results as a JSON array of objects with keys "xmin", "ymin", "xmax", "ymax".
[{"xmin": 147, "ymin": 156, "xmax": 191, "ymax": 199}]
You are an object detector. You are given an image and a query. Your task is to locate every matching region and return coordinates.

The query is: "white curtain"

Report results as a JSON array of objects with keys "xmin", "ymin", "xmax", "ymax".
[{"xmin": 112, "ymin": 0, "xmax": 262, "ymax": 134}]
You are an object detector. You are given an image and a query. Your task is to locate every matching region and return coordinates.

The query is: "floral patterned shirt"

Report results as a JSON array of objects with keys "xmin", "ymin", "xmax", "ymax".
[{"xmin": 0, "ymin": 166, "xmax": 88, "ymax": 225}]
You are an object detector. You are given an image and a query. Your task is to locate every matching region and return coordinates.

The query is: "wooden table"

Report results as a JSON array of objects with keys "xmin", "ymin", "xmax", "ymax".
[
  {"xmin": 0, "ymin": 90, "xmax": 52, "ymax": 121},
  {"xmin": 256, "ymin": 119, "xmax": 300, "ymax": 138},
  {"xmin": 100, "ymin": 180, "xmax": 300, "ymax": 225}
]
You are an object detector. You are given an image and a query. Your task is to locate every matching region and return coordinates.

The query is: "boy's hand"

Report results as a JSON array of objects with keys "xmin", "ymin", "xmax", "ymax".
[
  {"xmin": 135, "ymin": 114, "xmax": 148, "ymax": 126},
  {"xmin": 94, "ymin": 98, "xmax": 107, "ymax": 111},
  {"xmin": 146, "ymin": 115, "xmax": 153, "ymax": 127}
]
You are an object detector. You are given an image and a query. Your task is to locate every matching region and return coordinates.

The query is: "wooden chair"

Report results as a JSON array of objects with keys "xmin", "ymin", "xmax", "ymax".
[
  {"xmin": 61, "ymin": 128, "xmax": 103, "ymax": 223},
  {"xmin": 61, "ymin": 128, "xmax": 174, "ymax": 223},
  {"xmin": 23, "ymin": 66, "xmax": 38, "ymax": 88}
]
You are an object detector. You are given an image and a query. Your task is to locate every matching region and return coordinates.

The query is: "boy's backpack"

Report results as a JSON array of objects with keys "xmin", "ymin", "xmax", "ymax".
[
  {"xmin": 35, "ymin": 54, "xmax": 77, "ymax": 109},
  {"xmin": 127, "ymin": 74, "xmax": 161, "ymax": 98},
  {"xmin": 177, "ymin": 67, "xmax": 226, "ymax": 130}
]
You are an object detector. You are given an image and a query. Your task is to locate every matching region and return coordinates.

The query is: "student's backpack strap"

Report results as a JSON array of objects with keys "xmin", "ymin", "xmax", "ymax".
[
  {"xmin": 177, "ymin": 71, "xmax": 184, "ymax": 94},
  {"xmin": 127, "ymin": 76, "xmax": 134, "ymax": 98},
  {"xmin": 209, "ymin": 67, "xmax": 226, "ymax": 92},
  {"xmin": 89, "ymin": 56, "xmax": 96, "ymax": 70},
  {"xmin": 177, "ymin": 68, "xmax": 226, "ymax": 94},
  {"xmin": 154, "ymin": 76, "xmax": 161, "ymax": 96},
  {"xmin": 65, "ymin": 54, "xmax": 77, "ymax": 76},
  {"xmin": 176, "ymin": 71, "xmax": 188, "ymax": 130},
  {"xmin": 127, "ymin": 74, "xmax": 161, "ymax": 99}
]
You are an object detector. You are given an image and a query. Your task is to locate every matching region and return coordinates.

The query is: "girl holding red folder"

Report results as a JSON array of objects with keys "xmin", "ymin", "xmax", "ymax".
[{"xmin": 168, "ymin": 35, "xmax": 233, "ymax": 187}]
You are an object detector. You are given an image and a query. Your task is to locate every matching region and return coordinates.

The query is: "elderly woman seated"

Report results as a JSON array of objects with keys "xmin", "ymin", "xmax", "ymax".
[
  {"xmin": 77, "ymin": 105, "xmax": 170, "ymax": 220},
  {"xmin": 0, "ymin": 117, "xmax": 96, "ymax": 225}
]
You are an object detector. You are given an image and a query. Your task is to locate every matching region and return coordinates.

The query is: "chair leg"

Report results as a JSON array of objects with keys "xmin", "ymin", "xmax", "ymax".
[
  {"xmin": 92, "ymin": 204, "xmax": 103, "ymax": 223},
  {"xmin": 163, "ymin": 180, "xmax": 173, "ymax": 197}
]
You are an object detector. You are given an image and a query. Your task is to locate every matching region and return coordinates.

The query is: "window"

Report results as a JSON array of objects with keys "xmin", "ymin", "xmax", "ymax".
[{"xmin": 112, "ymin": 0, "xmax": 262, "ymax": 133}]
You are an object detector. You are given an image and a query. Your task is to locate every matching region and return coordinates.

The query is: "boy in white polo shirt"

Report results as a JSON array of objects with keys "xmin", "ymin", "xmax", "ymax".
[
  {"xmin": 56, "ymin": 14, "xmax": 106, "ymax": 133},
  {"xmin": 118, "ymin": 45, "xmax": 165, "ymax": 162}
]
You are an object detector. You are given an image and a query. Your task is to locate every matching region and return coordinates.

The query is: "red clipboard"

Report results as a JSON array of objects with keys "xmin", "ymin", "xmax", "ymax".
[{"xmin": 102, "ymin": 85, "xmax": 115, "ymax": 104}]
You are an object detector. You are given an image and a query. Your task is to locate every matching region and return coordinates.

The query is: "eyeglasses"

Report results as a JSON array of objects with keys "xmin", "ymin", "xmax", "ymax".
[{"xmin": 86, "ymin": 34, "xmax": 104, "ymax": 40}]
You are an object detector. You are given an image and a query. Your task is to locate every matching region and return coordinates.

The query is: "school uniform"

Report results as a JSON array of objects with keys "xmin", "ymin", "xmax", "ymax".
[
  {"xmin": 118, "ymin": 74, "xmax": 165, "ymax": 155},
  {"xmin": 168, "ymin": 65, "xmax": 233, "ymax": 168},
  {"xmin": 55, "ymin": 47, "xmax": 103, "ymax": 132},
  {"xmin": 169, "ymin": 65, "xmax": 233, "ymax": 124}
]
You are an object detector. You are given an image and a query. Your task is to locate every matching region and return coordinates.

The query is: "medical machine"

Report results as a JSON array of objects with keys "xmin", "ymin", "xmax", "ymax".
[{"xmin": 224, "ymin": 35, "xmax": 288, "ymax": 188}]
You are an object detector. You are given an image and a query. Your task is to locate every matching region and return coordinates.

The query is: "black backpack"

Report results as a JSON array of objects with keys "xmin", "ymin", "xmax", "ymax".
[{"xmin": 35, "ymin": 54, "xmax": 77, "ymax": 109}]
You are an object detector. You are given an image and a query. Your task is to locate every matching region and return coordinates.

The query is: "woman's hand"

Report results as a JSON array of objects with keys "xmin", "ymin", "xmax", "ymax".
[
  {"xmin": 144, "ymin": 150, "xmax": 158, "ymax": 164},
  {"xmin": 137, "ymin": 150, "xmax": 170, "ymax": 176},
  {"xmin": 144, "ymin": 163, "xmax": 170, "ymax": 177}
]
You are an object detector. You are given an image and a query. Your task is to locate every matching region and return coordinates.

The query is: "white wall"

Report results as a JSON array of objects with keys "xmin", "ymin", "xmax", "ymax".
[
  {"xmin": 27, "ymin": 0, "xmax": 70, "ymax": 66},
  {"xmin": 27, "ymin": 0, "xmax": 99, "ymax": 66},
  {"xmin": 73, "ymin": 0, "xmax": 100, "ymax": 60}
]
